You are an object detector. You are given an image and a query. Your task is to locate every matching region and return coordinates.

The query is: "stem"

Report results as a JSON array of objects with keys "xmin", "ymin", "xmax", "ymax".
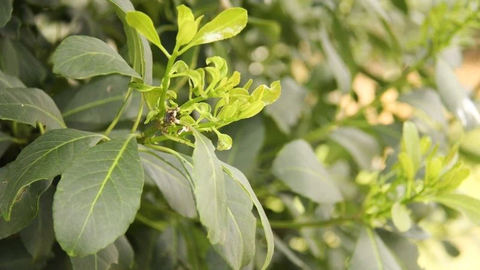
[
  {"xmin": 159, "ymin": 47, "xmax": 180, "ymax": 115},
  {"xmin": 104, "ymin": 88, "xmax": 133, "ymax": 137},
  {"xmin": 266, "ymin": 217, "xmax": 357, "ymax": 229},
  {"xmin": 131, "ymin": 94, "xmax": 144, "ymax": 134},
  {"xmin": 37, "ymin": 122, "xmax": 45, "ymax": 135}
]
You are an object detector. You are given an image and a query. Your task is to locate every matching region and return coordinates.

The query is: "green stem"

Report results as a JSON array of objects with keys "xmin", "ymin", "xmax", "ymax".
[
  {"xmin": 266, "ymin": 217, "xmax": 357, "ymax": 229},
  {"xmin": 159, "ymin": 47, "xmax": 180, "ymax": 115},
  {"xmin": 37, "ymin": 122, "xmax": 45, "ymax": 135},
  {"xmin": 131, "ymin": 94, "xmax": 144, "ymax": 134},
  {"xmin": 179, "ymin": 96, "xmax": 207, "ymax": 110},
  {"xmin": 104, "ymin": 88, "xmax": 133, "ymax": 137}
]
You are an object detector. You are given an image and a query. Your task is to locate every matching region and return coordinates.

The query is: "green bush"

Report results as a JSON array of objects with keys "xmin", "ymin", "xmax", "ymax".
[{"xmin": 1, "ymin": 0, "xmax": 480, "ymax": 269}]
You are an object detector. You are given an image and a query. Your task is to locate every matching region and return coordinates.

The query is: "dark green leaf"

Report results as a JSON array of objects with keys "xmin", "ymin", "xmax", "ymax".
[
  {"xmin": 0, "ymin": 238, "xmax": 45, "ymax": 270},
  {"xmin": 391, "ymin": 0, "xmax": 409, "ymax": 14},
  {"xmin": 433, "ymin": 194, "xmax": 480, "ymax": 226},
  {"xmin": 0, "ymin": 0, "xmax": 13, "ymax": 27},
  {"xmin": 348, "ymin": 227, "xmax": 401, "ymax": 270},
  {"xmin": 0, "ymin": 70, "xmax": 25, "ymax": 88},
  {"xmin": 272, "ymin": 140, "xmax": 343, "ymax": 203},
  {"xmin": 0, "ymin": 131, "xmax": 12, "ymax": 157},
  {"xmin": 192, "ymin": 129, "xmax": 228, "ymax": 245},
  {"xmin": 70, "ymin": 242, "xmax": 119, "ymax": 270},
  {"xmin": 140, "ymin": 149, "xmax": 197, "ymax": 218},
  {"xmin": 0, "ymin": 88, "xmax": 66, "ymax": 129},
  {"xmin": 52, "ymin": 36, "xmax": 141, "ymax": 79},
  {"xmin": 53, "ymin": 135, "xmax": 143, "ymax": 256},
  {"xmin": 0, "ymin": 129, "xmax": 103, "ymax": 220},
  {"xmin": 19, "ymin": 187, "xmax": 55, "ymax": 261}
]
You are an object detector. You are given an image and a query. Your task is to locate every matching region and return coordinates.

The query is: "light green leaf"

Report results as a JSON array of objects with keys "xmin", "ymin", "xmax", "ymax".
[
  {"xmin": 19, "ymin": 187, "xmax": 55, "ymax": 261},
  {"xmin": 108, "ymin": 0, "xmax": 153, "ymax": 84},
  {"xmin": 188, "ymin": 8, "xmax": 248, "ymax": 47},
  {"xmin": 52, "ymin": 35, "xmax": 140, "ymax": 79},
  {"xmin": 402, "ymin": 122, "xmax": 421, "ymax": 171},
  {"xmin": 348, "ymin": 227, "xmax": 401, "ymax": 270},
  {"xmin": 53, "ymin": 135, "xmax": 143, "ymax": 256},
  {"xmin": 0, "ymin": 129, "xmax": 103, "ymax": 220},
  {"xmin": 0, "ymin": 0, "xmax": 13, "ymax": 27},
  {"xmin": 176, "ymin": 5, "xmax": 197, "ymax": 46},
  {"xmin": 192, "ymin": 129, "xmax": 228, "ymax": 245},
  {"xmin": 391, "ymin": 202, "xmax": 412, "ymax": 232},
  {"xmin": 222, "ymin": 164, "xmax": 274, "ymax": 270},
  {"xmin": 0, "ymin": 88, "xmax": 65, "ymax": 129},
  {"xmin": 70, "ymin": 242, "xmax": 119, "ymax": 270},
  {"xmin": 238, "ymin": 101, "xmax": 264, "ymax": 119},
  {"xmin": 272, "ymin": 140, "xmax": 343, "ymax": 203},
  {"xmin": 0, "ymin": 166, "xmax": 50, "ymax": 239},
  {"xmin": 214, "ymin": 173, "xmax": 256, "ymax": 270},
  {"xmin": 398, "ymin": 152, "xmax": 415, "ymax": 180},
  {"xmin": 319, "ymin": 28, "xmax": 351, "ymax": 93},
  {"xmin": 139, "ymin": 149, "xmax": 197, "ymax": 218},
  {"xmin": 377, "ymin": 230, "xmax": 422, "ymax": 270},
  {"xmin": 126, "ymin": 11, "xmax": 162, "ymax": 50},
  {"xmin": 0, "ymin": 70, "xmax": 25, "ymax": 88},
  {"xmin": 433, "ymin": 194, "xmax": 480, "ymax": 225}
]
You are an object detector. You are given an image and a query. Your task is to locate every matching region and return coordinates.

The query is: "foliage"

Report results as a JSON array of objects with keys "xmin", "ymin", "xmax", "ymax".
[{"xmin": 1, "ymin": 0, "xmax": 480, "ymax": 269}]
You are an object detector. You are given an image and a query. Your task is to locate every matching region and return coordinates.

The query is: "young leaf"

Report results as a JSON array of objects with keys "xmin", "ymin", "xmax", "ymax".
[
  {"xmin": 391, "ymin": 202, "xmax": 412, "ymax": 232},
  {"xmin": 140, "ymin": 149, "xmax": 197, "ymax": 218},
  {"xmin": 319, "ymin": 28, "xmax": 351, "ymax": 93},
  {"xmin": 433, "ymin": 194, "xmax": 480, "ymax": 226},
  {"xmin": 70, "ymin": 242, "xmax": 119, "ymax": 270},
  {"xmin": 0, "ymin": 88, "xmax": 66, "ymax": 130},
  {"xmin": 214, "ymin": 173, "xmax": 256, "ymax": 270},
  {"xmin": 188, "ymin": 8, "xmax": 248, "ymax": 47},
  {"xmin": 0, "ymin": 70, "xmax": 25, "ymax": 88},
  {"xmin": 0, "ymin": 0, "xmax": 13, "ymax": 27},
  {"xmin": 402, "ymin": 122, "xmax": 421, "ymax": 171},
  {"xmin": 125, "ymin": 11, "xmax": 163, "ymax": 50},
  {"xmin": 0, "ymin": 129, "xmax": 104, "ymax": 220},
  {"xmin": 273, "ymin": 140, "xmax": 343, "ymax": 203},
  {"xmin": 191, "ymin": 129, "xmax": 228, "ymax": 245},
  {"xmin": 53, "ymin": 135, "xmax": 144, "ymax": 256},
  {"xmin": 52, "ymin": 35, "xmax": 141, "ymax": 79},
  {"xmin": 348, "ymin": 227, "xmax": 401, "ymax": 270},
  {"xmin": 176, "ymin": 5, "xmax": 197, "ymax": 46},
  {"xmin": 222, "ymin": 164, "xmax": 274, "ymax": 270}
]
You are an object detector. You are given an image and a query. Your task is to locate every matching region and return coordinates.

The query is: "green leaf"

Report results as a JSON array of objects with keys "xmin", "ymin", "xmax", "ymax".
[
  {"xmin": 214, "ymin": 173, "xmax": 256, "ymax": 270},
  {"xmin": 0, "ymin": 131, "xmax": 12, "ymax": 157},
  {"xmin": 330, "ymin": 127, "xmax": 381, "ymax": 170},
  {"xmin": 0, "ymin": 166, "xmax": 50, "ymax": 239},
  {"xmin": 110, "ymin": 236, "xmax": 134, "ymax": 270},
  {"xmin": 399, "ymin": 89, "xmax": 447, "ymax": 129},
  {"xmin": 0, "ymin": 88, "xmax": 66, "ymax": 129},
  {"xmin": 192, "ymin": 129, "xmax": 228, "ymax": 245},
  {"xmin": 70, "ymin": 242, "xmax": 119, "ymax": 270},
  {"xmin": 140, "ymin": 149, "xmax": 197, "ymax": 218},
  {"xmin": 402, "ymin": 121, "xmax": 421, "ymax": 171},
  {"xmin": 0, "ymin": 129, "xmax": 103, "ymax": 220},
  {"xmin": 52, "ymin": 35, "xmax": 140, "ymax": 79},
  {"xmin": 391, "ymin": 202, "xmax": 412, "ymax": 232},
  {"xmin": 19, "ymin": 187, "xmax": 55, "ymax": 261},
  {"xmin": 222, "ymin": 164, "xmax": 274, "ymax": 270},
  {"xmin": 176, "ymin": 5, "xmax": 197, "ymax": 46},
  {"xmin": 60, "ymin": 75, "xmax": 131, "ymax": 126},
  {"xmin": 0, "ymin": 238, "xmax": 44, "ymax": 270},
  {"xmin": 108, "ymin": 0, "xmax": 153, "ymax": 84},
  {"xmin": 348, "ymin": 227, "xmax": 401, "ymax": 270},
  {"xmin": 53, "ymin": 135, "xmax": 143, "ymax": 256},
  {"xmin": 0, "ymin": 0, "xmax": 13, "ymax": 27},
  {"xmin": 188, "ymin": 8, "xmax": 248, "ymax": 47},
  {"xmin": 125, "ymin": 11, "xmax": 163, "ymax": 50},
  {"xmin": 215, "ymin": 131, "xmax": 233, "ymax": 151},
  {"xmin": 319, "ymin": 28, "xmax": 352, "ymax": 93},
  {"xmin": 433, "ymin": 194, "xmax": 480, "ymax": 225},
  {"xmin": 392, "ymin": 0, "xmax": 409, "ymax": 14},
  {"xmin": 0, "ymin": 70, "xmax": 25, "ymax": 88},
  {"xmin": 377, "ymin": 230, "xmax": 422, "ymax": 270},
  {"xmin": 273, "ymin": 140, "xmax": 343, "ymax": 203}
]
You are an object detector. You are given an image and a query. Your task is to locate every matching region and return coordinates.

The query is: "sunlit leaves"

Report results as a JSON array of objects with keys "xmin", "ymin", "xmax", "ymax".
[
  {"xmin": 126, "ymin": 11, "xmax": 164, "ymax": 52},
  {"xmin": 0, "ymin": 88, "xmax": 66, "ymax": 129},
  {"xmin": 391, "ymin": 202, "xmax": 412, "ymax": 232},
  {"xmin": 53, "ymin": 135, "xmax": 143, "ymax": 256},
  {"xmin": 433, "ymin": 194, "xmax": 480, "ymax": 226},
  {"xmin": 272, "ymin": 140, "xmax": 343, "ymax": 203},
  {"xmin": 52, "ymin": 36, "xmax": 141, "ymax": 79},
  {"xmin": 176, "ymin": 5, "xmax": 197, "ymax": 46}
]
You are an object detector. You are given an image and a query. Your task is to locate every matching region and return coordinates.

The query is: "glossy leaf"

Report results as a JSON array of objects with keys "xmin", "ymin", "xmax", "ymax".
[
  {"xmin": 272, "ymin": 140, "xmax": 343, "ymax": 203},
  {"xmin": 433, "ymin": 194, "xmax": 480, "ymax": 226},
  {"xmin": 0, "ymin": 88, "xmax": 66, "ymax": 129},
  {"xmin": 348, "ymin": 227, "xmax": 401, "ymax": 270},
  {"xmin": 140, "ymin": 149, "xmax": 197, "ymax": 218},
  {"xmin": 391, "ymin": 202, "xmax": 412, "ymax": 232},
  {"xmin": 52, "ymin": 35, "xmax": 141, "ymax": 79},
  {"xmin": 222, "ymin": 164, "xmax": 274, "ymax": 270},
  {"xmin": 70, "ymin": 242, "xmax": 119, "ymax": 270},
  {"xmin": 0, "ymin": 70, "xmax": 25, "ymax": 88},
  {"xmin": 189, "ymin": 8, "xmax": 248, "ymax": 47},
  {"xmin": 192, "ymin": 129, "xmax": 228, "ymax": 245},
  {"xmin": 53, "ymin": 135, "xmax": 144, "ymax": 256},
  {"xmin": 0, "ymin": 0, "xmax": 13, "ymax": 27},
  {"xmin": 319, "ymin": 28, "xmax": 351, "ymax": 93},
  {"xmin": 126, "ymin": 11, "xmax": 162, "ymax": 50},
  {"xmin": 0, "ymin": 129, "xmax": 104, "ymax": 220},
  {"xmin": 214, "ymin": 173, "xmax": 256, "ymax": 270}
]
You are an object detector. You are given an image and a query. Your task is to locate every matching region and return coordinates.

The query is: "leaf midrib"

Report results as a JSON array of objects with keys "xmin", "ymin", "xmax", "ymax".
[
  {"xmin": 1, "ymin": 103, "xmax": 66, "ymax": 128},
  {"xmin": 62, "ymin": 95, "xmax": 125, "ymax": 118}
]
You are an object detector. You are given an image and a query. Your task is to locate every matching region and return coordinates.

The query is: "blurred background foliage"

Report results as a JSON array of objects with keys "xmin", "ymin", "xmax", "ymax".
[{"xmin": 1, "ymin": 0, "xmax": 480, "ymax": 269}]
